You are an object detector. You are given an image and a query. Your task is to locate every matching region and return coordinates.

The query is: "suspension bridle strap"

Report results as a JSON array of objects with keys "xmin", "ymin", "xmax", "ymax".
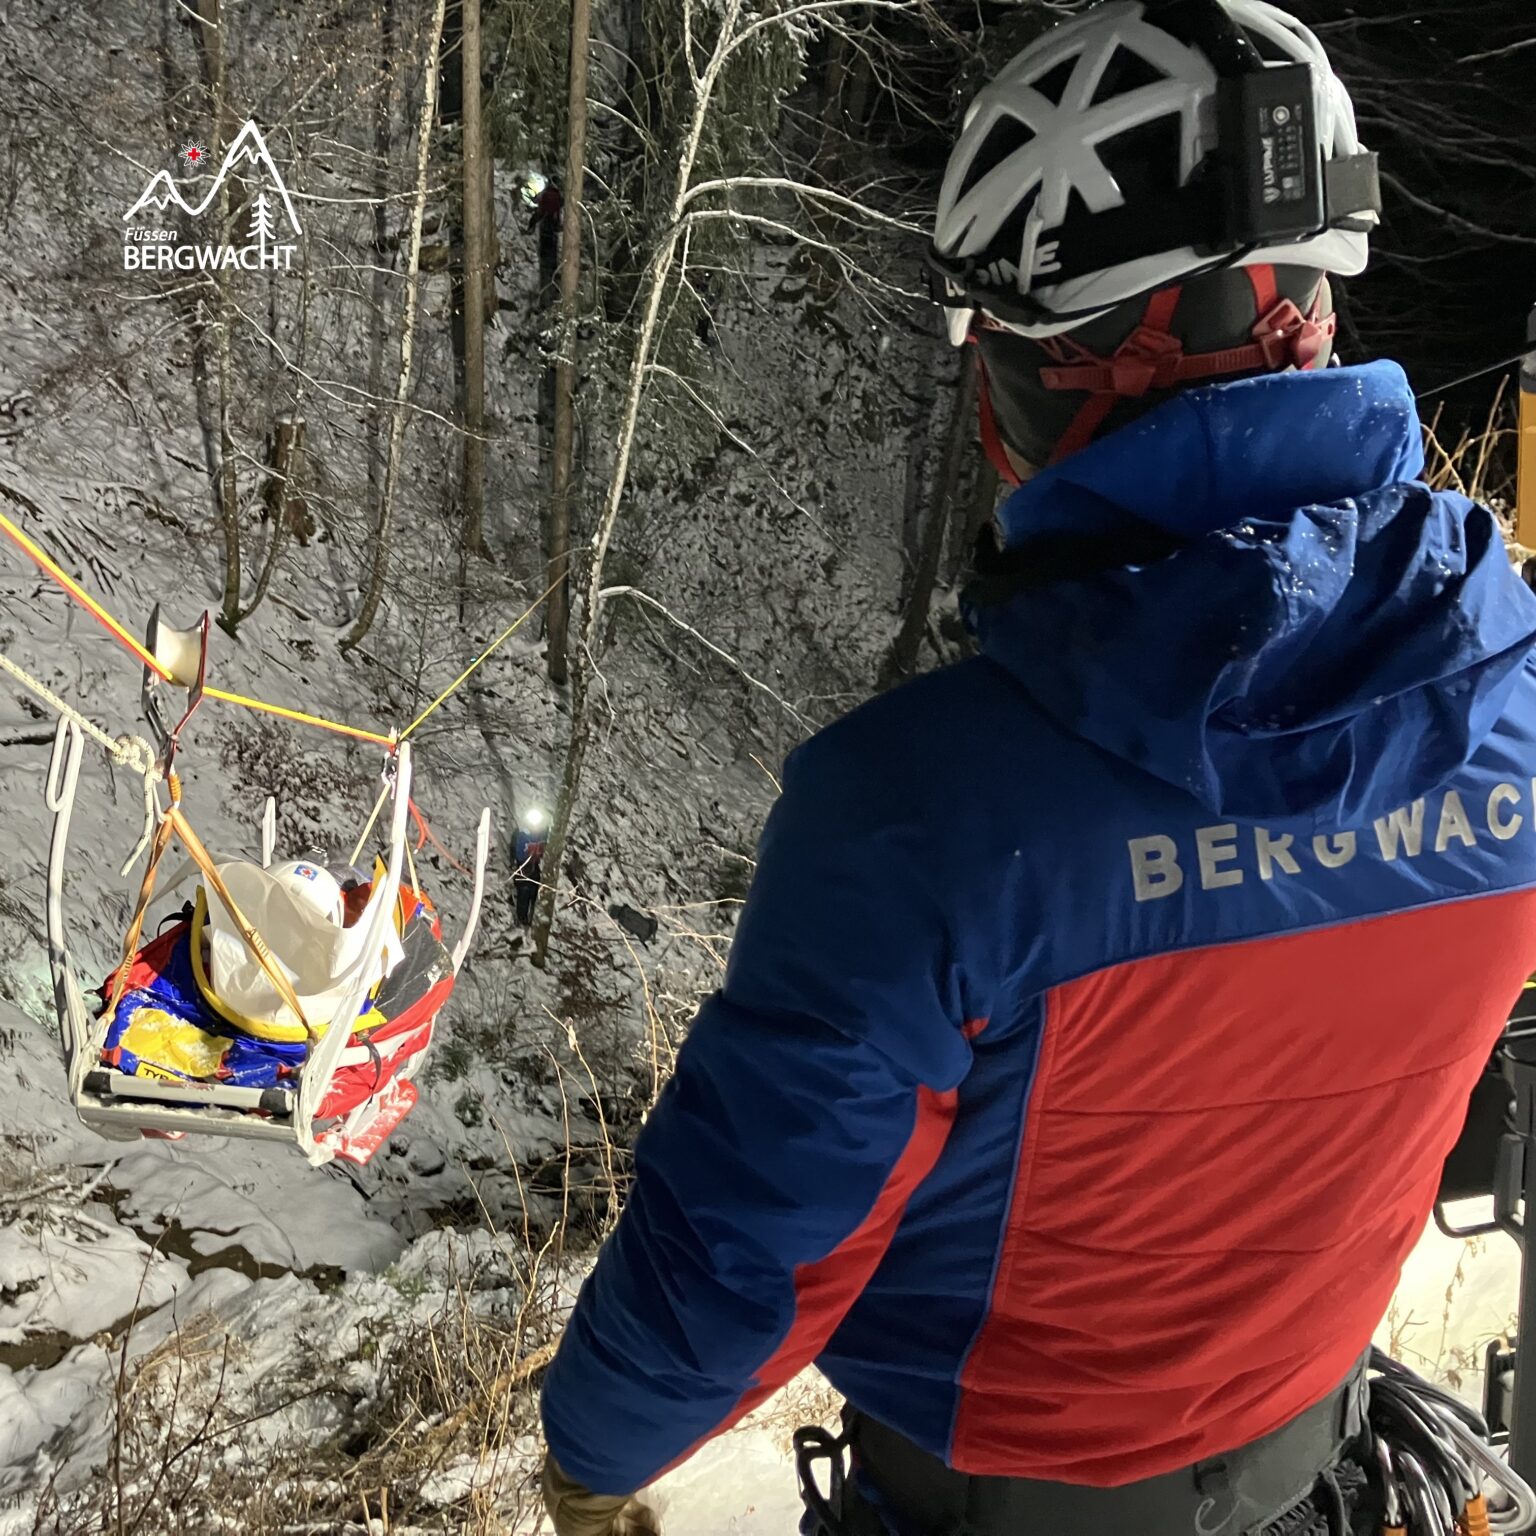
[{"xmin": 1046, "ymin": 285, "xmax": 1185, "ymax": 463}]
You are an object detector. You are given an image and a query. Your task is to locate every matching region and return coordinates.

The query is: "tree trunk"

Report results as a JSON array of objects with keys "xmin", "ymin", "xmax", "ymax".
[
  {"xmin": 216, "ymin": 258, "xmax": 240, "ymax": 635},
  {"xmin": 241, "ymin": 225, "xmax": 314, "ymax": 628},
  {"xmin": 157, "ymin": 0, "xmax": 221, "ymax": 551},
  {"xmin": 365, "ymin": 0, "xmax": 396, "ymax": 516},
  {"xmin": 460, "ymin": 0, "xmax": 488, "ymax": 560},
  {"xmin": 440, "ymin": 0, "xmax": 465, "ymax": 398},
  {"xmin": 899, "ymin": 363, "xmax": 939, "ymax": 566},
  {"xmin": 535, "ymin": 209, "xmax": 558, "ymax": 455},
  {"xmin": 600, "ymin": 0, "xmax": 658, "ymax": 325},
  {"xmin": 191, "ymin": 0, "xmax": 234, "ymax": 161},
  {"xmin": 546, "ymin": 0, "xmax": 592, "ymax": 687},
  {"xmin": 531, "ymin": 0, "xmax": 746, "ymax": 966},
  {"xmin": 844, "ymin": 42, "xmax": 874, "ymax": 140},
  {"xmin": 272, "ymin": 416, "xmax": 309, "ymax": 527},
  {"xmin": 342, "ymin": 0, "xmax": 447, "ymax": 654},
  {"xmin": 241, "ymin": 415, "xmax": 307, "ymax": 622},
  {"xmin": 882, "ymin": 351, "xmax": 978, "ymax": 687},
  {"xmin": 190, "ymin": 0, "xmax": 241, "ymax": 635},
  {"xmin": 813, "ymin": 31, "xmax": 848, "ymax": 181}
]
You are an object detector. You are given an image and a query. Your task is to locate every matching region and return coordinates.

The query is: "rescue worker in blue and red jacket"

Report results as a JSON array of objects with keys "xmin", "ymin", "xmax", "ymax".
[{"xmin": 540, "ymin": 4, "xmax": 1536, "ymax": 1534}]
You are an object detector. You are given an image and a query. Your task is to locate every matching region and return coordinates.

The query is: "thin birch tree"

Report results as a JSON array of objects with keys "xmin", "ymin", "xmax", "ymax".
[
  {"xmin": 343, "ymin": 0, "xmax": 449, "ymax": 654},
  {"xmin": 531, "ymin": 0, "xmax": 926, "ymax": 963},
  {"xmin": 460, "ymin": 0, "xmax": 490, "ymax": 562},
  {"xmin": 545, "ymin": 0, "xmax": 592, "ymax": 687}
]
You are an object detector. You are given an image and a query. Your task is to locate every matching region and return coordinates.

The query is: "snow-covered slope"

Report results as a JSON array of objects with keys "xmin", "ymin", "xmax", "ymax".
[{"xmin": 0, "ymin": 0, "xmax": 920, "ymax": 1521}]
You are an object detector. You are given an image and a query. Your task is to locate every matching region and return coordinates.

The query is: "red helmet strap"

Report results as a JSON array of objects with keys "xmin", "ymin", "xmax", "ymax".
[
  {"xmin": 972, "ymin": 345, "xmax": 1022, "ymax": 488},
  {"xmin": 1037, "ymin": 266, "xmax": 1335, "ymax": 465}
]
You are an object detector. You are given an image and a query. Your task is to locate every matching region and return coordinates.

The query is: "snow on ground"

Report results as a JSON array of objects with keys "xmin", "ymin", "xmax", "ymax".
[
  {"xmin": 0, "ymin": 1203, "xmax": 184, "ymax": 1357},
  {"xmin": 110, "ymin": 1141, "xmax": 405, "ymax": 1274}
]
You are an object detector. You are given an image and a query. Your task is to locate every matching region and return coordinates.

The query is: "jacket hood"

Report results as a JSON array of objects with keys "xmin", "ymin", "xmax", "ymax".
[{"xmin": 965, "ymin": 361, "xmax": 1536, "ymax": 823}]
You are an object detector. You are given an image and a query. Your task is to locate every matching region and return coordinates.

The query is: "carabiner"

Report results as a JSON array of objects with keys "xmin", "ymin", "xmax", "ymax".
[{"xmin": 1373, "ymin": 1436, "xmax": 1405, "ymax": 1533}]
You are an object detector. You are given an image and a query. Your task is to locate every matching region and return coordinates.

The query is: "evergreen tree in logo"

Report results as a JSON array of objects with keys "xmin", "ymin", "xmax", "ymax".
[{"xmin": 250, "ymin": 192, "xmax": 276, "ymax": 253}]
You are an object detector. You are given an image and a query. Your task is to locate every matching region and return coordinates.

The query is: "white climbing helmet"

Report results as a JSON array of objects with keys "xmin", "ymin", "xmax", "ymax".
[
  {"xmin": 270, "ymin": 859, "xmax": 346, "ymax": 926},
  {"xmin": 930, "ymin": 0, "xmax": 1379, "ymax": 341}
]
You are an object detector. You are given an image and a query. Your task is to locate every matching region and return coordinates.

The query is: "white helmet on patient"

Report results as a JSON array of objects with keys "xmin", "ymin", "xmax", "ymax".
[{"xmin": 271, "ymin": 860, "xmax": 345, "ymax": 926}]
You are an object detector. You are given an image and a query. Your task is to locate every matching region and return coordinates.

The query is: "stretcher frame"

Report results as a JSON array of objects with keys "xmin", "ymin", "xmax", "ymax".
[{"xmin": 43, "ymin": 639, "xmax": 492, "ymax": 1166}]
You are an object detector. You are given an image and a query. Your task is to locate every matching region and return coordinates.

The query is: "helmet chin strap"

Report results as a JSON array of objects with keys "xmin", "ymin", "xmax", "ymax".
[
  {"xmin": 969, "ymin": 266, "xmax": 1336, "ymax": 477},
  {"xmin": 1037, "ymin": 265, "xmax": 1335, "ymax": 464},
  {"xmin": 971, "ymin": 344, "xmax": 1024, "ymax": 488}
]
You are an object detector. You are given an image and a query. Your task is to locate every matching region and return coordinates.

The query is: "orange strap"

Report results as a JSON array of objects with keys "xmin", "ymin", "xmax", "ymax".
[
  {"xmin": 410, "ymin": 798, "xmax": 473, "ymax": 879},
  {"xmin": 167, "ymin": 804, "xmax": 315, "ymax": 1041},
  {"xmin": 103, "ymin": 810, "xmax": 180, "ymax": 1026},
  {"xmin": 100, "ymin": 782, "xmax": 316, "ymax": 1045}
]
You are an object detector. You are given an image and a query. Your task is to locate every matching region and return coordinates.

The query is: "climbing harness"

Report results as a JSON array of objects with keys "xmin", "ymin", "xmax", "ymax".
[{"xmin": 797, "ymin": 1354, "xmax": 1536, "ymax": 1536}]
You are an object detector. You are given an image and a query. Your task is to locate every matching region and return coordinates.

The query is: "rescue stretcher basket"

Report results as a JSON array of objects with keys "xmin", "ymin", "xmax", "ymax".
[{"xmin": 43, "ymin": 716, "xmax": 491, "ymax": 1168}]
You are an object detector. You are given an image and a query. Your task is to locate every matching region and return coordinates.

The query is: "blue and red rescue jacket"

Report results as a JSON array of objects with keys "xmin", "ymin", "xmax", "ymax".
[{"xmin": 542, "ymin": 360, "xmax": 1536, "ymax": 1495}]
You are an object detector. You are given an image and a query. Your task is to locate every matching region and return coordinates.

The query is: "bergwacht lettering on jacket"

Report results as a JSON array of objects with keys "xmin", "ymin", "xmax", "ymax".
[{"xmin": 1128, "ymin": 781, "xmax": 1532, "ymax": 901}]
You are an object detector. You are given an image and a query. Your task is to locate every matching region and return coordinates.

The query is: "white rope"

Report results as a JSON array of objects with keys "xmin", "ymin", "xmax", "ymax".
[
  {"xmin": 1, "ymin": 648, "xmax": 161, "ymax": 873},
  {"xmin": 0, "ymin": 649, "xmax": 157, "ymax": 781},
  {"xmin": 121, "ymin": 762, "xmax": 160, "ymax": 876}
]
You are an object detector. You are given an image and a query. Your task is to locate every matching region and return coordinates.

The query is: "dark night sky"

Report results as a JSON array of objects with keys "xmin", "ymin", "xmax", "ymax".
[{"xmin": 1285, "ymin": 1, "xmax": 1536, "ymax": 416}]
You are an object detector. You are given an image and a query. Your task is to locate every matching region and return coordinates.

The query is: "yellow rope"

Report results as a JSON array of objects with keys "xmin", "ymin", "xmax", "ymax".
[
  {"xmin": 400, "ymin": 574, "xmax": 564, "ymax": 741},
  {"xmin": 3, "ymin": 497, "xmax": 562, "ymax": 754},
  {"xmin": 348, "ymin": 780, "xmax": 392, "ymax": 868},
  {"xmin": 203, "ymin": 684, "xmax": 394, "ymax": 747},
  {"xmin": 0, "ymin": 504, "xmax": 167, "ymax": 675},
  {"xmin": 0, "ymin": 502, "xmax": 393, "ymax": 749}
]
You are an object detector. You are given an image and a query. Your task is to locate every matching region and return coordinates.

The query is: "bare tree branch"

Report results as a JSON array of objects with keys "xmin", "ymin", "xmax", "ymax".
[
  {"xmin": 599, "ymin": 586, "xmax": 816, "ymax": 730},
  {"xmin": 1457, "ymin": 37, "xmax": 1536, "ymax": 66},
  {"xmin": 682, "ymin": 174, "xmax": 927, "ymax": 234}
]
